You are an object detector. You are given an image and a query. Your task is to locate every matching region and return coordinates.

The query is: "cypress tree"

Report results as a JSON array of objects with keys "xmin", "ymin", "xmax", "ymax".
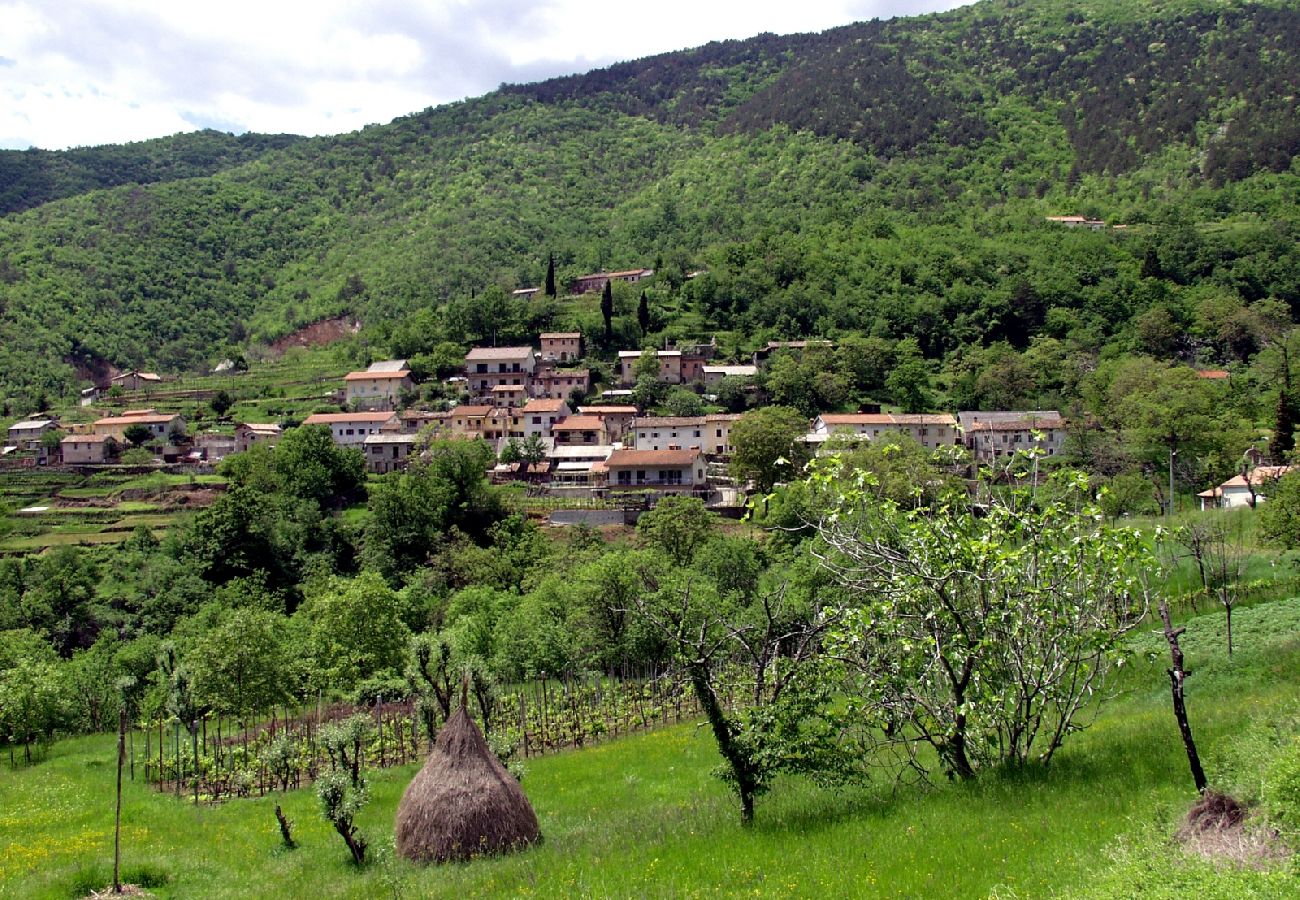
[
  {"xmin": 545, "ymin": 253, "xmax": 556, "ymax": 297},
  {"xmin": 601, "ymin": 281, "xmax": 614, "ymax": 344},
  {"xmin": 637, "ymin": 291, "xmax": 650, "ymax": 335},
  {"xmin": 1274, "ymin": 390, "xmax": 1297, "ymax": 461}
]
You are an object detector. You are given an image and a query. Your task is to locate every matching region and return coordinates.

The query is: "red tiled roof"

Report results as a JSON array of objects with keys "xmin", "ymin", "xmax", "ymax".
[
  {"xmin": 94, "ymin": 414, "xmax": 179, "ymax": 426},
  {"xmin": 1196, "ymin": 369, "xmax": 1231, "ymax": 380},
  {"xmin": 541, "ymin": 332, "xmax": 581, "ymax": 339},
  {"xmin": 344, "ymin": 371, "xmax": 411, "ymax": 381},
  {"xmin": 606, "ymin": 448, "xmax": 701, "ymax": 467},
  {"xmin": 552, "ymin": 415, "xmax": 605, "ymax": 431},
  {"xmin": 452, "ymin": 405, "xmax": 496, "ymax": 417},
  {"xmin": 302, "ymin": 412, "xmax": 397, "ymax": 424},
  {"xmin": 522, "ymin": 398, "xmax": 567, "ymax": 413},
  {"xmin": 580, "ymin": 406, "xmax": 639, "ymax": 415}
]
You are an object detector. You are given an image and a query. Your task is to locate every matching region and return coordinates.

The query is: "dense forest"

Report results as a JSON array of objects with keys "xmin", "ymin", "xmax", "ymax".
[{"xmin": 0, "ymin": 0, "xmax": 1297, "ymax": 416}]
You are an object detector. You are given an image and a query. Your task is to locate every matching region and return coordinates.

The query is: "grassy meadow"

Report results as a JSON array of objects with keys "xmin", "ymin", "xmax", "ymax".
[{"xmin": 2, "ymin": 598, "xmax": 1298, "ymax": 899}]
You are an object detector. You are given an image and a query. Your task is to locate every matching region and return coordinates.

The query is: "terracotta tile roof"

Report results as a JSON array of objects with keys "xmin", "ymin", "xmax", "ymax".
[
  {"xmin": 344, "ymin": 370, "xmax": 411, "ymax": 381},
  {"xmin": 522, "ymin": 398, "xmax": 567, "ymax": 413},
  {"xmin": 302, "ymin": 412, "xmax": 397, "ymax": 424},
  {"xmin": 62, "ymin": 433, "xmax": 113, "ymax": 443},
  {"xmin": 541, "ymin": 332, "xmax": 581, "ymax": 339},
  {"xmin": 94, "ymin": 414, "xmax": 180, "ymax": 426},
  {"xmin": 606, "ymin": 448, "xmax": 701, "ymax": 467},
  {"xmin": 453, "ymin": 405, "xmax": 496, "ymax": 417},
  {"xmin": 1196, "ymin": 369, "xmax": 1231, "ymax": 380},
  {"xmin": 552, "ymin": 415, "xmax": 605, "ymax": 431},
  {"xmin": 580, "ymin": 405, "xmax": 639, "ymax": 415}
]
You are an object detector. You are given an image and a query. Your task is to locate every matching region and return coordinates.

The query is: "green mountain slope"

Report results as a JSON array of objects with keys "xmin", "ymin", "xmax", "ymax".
[
  {"xmin": 0, "ymin": 130, "xmax": 305, "ymax": 216},
  {"xmin": 0, "ymin": 0, "xmax": 1297, "ymax": 412}
]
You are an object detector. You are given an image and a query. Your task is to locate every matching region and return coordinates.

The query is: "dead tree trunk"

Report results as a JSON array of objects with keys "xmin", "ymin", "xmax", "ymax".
[{"xmin": 1158, "ymin": 600, "xmax": 1208, "ymax": 793}]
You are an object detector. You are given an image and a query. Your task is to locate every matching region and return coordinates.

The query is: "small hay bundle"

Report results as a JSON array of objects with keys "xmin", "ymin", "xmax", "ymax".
[{"xmin": 395, "ymin": 707, "xmax": 540, "ymax": 863}]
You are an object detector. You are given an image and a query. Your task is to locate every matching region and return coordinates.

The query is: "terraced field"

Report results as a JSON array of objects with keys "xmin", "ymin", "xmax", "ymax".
[{"xmin": 0, "ymin": 469, "xmax": 222, "ymax": 555}]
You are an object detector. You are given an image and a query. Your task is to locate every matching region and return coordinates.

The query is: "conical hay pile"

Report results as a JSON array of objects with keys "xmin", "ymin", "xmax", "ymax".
[{"xmin": 395, "ymin": 707, "xmax": 541, "ymax": 863}]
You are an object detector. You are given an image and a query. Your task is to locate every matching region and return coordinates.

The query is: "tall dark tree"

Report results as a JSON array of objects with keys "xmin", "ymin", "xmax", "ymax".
[
  {"xmin": 637, "ymin": 291, "xmax": 650, "ymax": 335},
  {"xmin": 544, "ymin": 253, "xmax": 556, "ymax": 298},
  {"xmin": 600, "ymin": 281, "xmax": 614, "ymax": 344},
  {"xmin": 1274, "ymin": 390, "xmax": 1297, "ymax": 462}
]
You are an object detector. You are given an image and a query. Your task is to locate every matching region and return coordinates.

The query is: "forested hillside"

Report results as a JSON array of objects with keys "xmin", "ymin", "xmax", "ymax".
[{"xmin": 0, "ymin": 0, "xmax": 1298, "ymax": 412}]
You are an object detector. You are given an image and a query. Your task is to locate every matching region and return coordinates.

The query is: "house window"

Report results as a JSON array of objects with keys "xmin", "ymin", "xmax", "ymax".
[
  {"xmin": 532, "ymin": 416, "xmax": 541, "ymax": 425},
  {"xmin": 345, "ymin": 429, "xmax": 355, "ymax": 436},
  {"xmin": 663, "ymin": 470, "xmax": 682, "ymax": 485},
  {"xmin": 716, "ymin": 429, "xmax": 723, "ymax": 437},
  {"xmin": 618, "ymin": 471, "xmax": 631, "ymax": 485},
  {"xmin": 636, "ymin": 470, "xmax": 646, "ymax": 483}
]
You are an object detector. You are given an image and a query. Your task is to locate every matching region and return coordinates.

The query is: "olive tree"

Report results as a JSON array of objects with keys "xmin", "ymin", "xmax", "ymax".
[{"xmin": 811, "ymin": 466, "xmax": 1150, "ymax": 781}]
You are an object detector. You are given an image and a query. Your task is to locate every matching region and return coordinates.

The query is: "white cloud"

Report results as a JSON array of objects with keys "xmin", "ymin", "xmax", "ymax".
[{"xmin": 0, "ymin": 0, "xmax": 968, "ymax": 150}]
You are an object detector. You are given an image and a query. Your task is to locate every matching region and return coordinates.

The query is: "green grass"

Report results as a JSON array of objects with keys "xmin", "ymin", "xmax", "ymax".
[{"xmin": 2, "ymin": 601, "xmax": 1298, "ymax": 898}]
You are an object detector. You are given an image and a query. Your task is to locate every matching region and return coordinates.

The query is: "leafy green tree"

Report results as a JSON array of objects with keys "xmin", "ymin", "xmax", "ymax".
[
  {"xmin": 302, "ymin": 573, "xmax": 412, "ymax": 693},
  {"xmin": 885, "ymin": 341, "xmax": 933, "ymax": 413},
  {"xmin": 637, "ymin": 495, "xmax": 715, "ymax": 565},
  {"xmin": 186, "ymin": 607, "xmax": 291, "ymax": 721},
  {"xmin": 123, "ymin": 423, "xmax": 153, "ymax": 447},
  {"xmin": 210, "ymin": 390, "xmax": 234, "ymax": 417},
  {"xmin": 0, "ymin": 655, "xmax": 71, "ymax": 763},
  {"xmin": 818, "ymin": 431, "xmax": 962, "ymax": 508},
  {"xmin": 812, "ymin": 468, "xmax": 1150, "ymax": 780},
  {"xmin": 272, "ymin": 425, "xmax": 365, "ymax": 508},
  {"xmin": 520, "ymin": 433, "xmax": 547, "ymax": 477},
  {"xmin": 21, "ymin": 547, "xmax": 102, "ymax": 656},
  {"xmin": 730, "ymin": 406, "xmax": 809, "ymax": 492},
  {"xmin": 1259, "ymin": 471, "xmax": 1300, "ymax": 548},
  {"xmin": 664, "ymin": 387, "xmax": 703, "ymax": 417},
  {"xmin": 363, "ymin": 438, "xmax": 503, "ymax": 578}
]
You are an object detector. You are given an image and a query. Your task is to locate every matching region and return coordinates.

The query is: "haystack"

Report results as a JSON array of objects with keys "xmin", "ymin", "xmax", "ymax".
[{"xmin": 395, "ymin": 707, "xmax": 540, "ymax": 863}]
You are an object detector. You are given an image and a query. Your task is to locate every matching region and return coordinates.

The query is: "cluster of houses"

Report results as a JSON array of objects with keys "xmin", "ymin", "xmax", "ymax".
[{"xmin": 4, "ymin": 320, "xmax": 1279, "ymax": 510}]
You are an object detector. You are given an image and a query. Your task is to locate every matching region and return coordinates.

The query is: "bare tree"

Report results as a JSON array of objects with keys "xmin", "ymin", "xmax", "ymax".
[{"xmin": 1156, "ymin": 599, "xmax": 1208, "ymax": 793}]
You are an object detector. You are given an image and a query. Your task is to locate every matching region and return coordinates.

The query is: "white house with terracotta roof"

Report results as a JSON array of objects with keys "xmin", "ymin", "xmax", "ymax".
[
  {"xmin": 957, "ymin": 411, "xmax": 1065, "ymax": 463},
  {"xmin": 344, "ymin": 361, "xmax": 413, "ymax": 410},
  {"xmin": 302, "ymin": 412, "xmax": 398, "ymax": 448},
  {"xmin": 603, "ymin": 448, "xmax": 707, "ymax": 493},
  {"xmin": 810, "ymin": 413, "xmax": 959, "ymax": 449},
  {"xmin": 521, "ymin": 398, "xmax": 571, "ymax": 440},
  {"xmin": 92, "ymin": 412, "xmax": 185, "ymax": 441},
  {"xmin": 1198, "ymin": 466, "xmax": 1295, "ymax": 510}
]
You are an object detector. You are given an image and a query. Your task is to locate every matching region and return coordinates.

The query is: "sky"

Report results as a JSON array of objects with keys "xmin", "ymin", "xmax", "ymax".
[{"xmin": 0, "ymin": 0, "xmax": 969, "ymax": 151}]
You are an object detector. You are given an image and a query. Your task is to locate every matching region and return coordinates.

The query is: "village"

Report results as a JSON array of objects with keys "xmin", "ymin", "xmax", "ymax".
[{"xmin": 1, "ymin": 267, "xmax": 1281, "ymax": 518}]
